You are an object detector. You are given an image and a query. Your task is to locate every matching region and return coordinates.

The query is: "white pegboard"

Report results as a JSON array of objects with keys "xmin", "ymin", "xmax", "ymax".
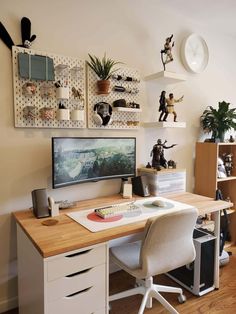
[
  {"xmin": 12, "ymin": 46, "xmax": 86, "ymax": 128},
  {"xmin": 87, "ymin": 65, "xmax": 141, "ymax": 129}
]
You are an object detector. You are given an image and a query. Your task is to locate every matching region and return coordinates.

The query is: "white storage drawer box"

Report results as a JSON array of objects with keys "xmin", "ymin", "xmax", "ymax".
[{"xmin": 138, "ymin": 168, "xmax": 186, "ymax": 195}]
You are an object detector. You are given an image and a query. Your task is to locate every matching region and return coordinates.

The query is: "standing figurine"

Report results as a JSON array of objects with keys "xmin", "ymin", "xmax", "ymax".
[
  {"xmin": 161, "ymin": 34, "xmax": 174, "ymax": 71},
  {"xmin": 158, "ymin": 90, "xmax": 166, "ymax": 121},
  {"xmin": 163, "ymin": 93, "xmax": 184, "ymax": 122},
  {"xmin": 150, "ymin": 139, "xmax": 177, "ymax": 170}
]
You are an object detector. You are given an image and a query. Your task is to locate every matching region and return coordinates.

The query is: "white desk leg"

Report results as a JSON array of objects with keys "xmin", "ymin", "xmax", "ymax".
[{"xmin": 212, "ymin": 210, "xmax": 220, "ymax": 289}]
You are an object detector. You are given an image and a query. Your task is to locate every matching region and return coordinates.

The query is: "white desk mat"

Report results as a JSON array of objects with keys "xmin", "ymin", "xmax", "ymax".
[{"xmin": 67, "ymin": 197, "xmax": 195, "ymax": 232}]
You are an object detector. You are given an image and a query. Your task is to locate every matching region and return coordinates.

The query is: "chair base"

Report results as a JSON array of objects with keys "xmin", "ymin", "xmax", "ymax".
[{"xmin": 109, "ymin": 277, "xmax": 185, "ymax": 314}]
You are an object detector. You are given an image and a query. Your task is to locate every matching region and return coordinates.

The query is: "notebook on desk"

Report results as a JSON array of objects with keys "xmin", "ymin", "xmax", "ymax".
[{"xmin": 67, "ymin": 197, "xmax": 195, "ymax": 232}]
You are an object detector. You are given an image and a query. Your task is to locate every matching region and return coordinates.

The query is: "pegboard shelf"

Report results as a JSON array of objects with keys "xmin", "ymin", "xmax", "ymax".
[
  {"xmin": 87, "ymin": 65, "xmax": 141, "ymax": 130},
  {"xmin": 112, "ymin": 107, "xmax": 142, "ymax": 113},
  {"xmin": 12, "ymin": 46, "xmax": 86, "ymax": 129}
]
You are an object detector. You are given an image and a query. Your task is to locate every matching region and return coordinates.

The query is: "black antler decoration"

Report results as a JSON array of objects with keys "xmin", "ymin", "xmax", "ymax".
[{"xmin": 0, "ymin": 17, "xmax": 36, "ymax": 51}]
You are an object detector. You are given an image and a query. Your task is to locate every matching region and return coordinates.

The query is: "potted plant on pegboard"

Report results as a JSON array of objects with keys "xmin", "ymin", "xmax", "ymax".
[
  {"xmin": 87, "ymin": 53, "xmax": 121, "ymax": 95},
  {"xmin": 200, "ymin": 101, "xmax": 236, "ymax": 142}
]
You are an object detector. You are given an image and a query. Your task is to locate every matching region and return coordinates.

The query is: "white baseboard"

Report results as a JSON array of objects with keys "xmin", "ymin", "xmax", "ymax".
[{"xmin": 0, "ymin": 296, "xmax": 18, "ymax": 313}]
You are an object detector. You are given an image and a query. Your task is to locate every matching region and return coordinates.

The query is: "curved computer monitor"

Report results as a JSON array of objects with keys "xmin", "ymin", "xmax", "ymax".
[{"xmin": 52, "ymin": 137, "xmax": 136, "ymax": 189}]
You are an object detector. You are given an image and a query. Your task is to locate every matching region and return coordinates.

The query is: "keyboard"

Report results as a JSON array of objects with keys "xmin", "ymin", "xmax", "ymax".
[{"xmin": 94, "ymin": 202, "xmax": 139, "ymax": 219}]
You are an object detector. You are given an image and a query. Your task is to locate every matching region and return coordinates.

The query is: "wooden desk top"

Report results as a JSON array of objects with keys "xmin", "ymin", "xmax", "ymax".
[{"xmin": 13, "ymin": 192, "xmax": 231, "ymax": 258}]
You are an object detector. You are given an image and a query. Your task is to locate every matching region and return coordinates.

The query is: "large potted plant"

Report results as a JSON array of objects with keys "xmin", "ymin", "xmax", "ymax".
[
  {"xmin": 200, "ymin": 101, "xmax": 236, "ymax": 142},
  {"xmin": 87, "ymin": 53, "xmax": 121, "ymax": 94}
]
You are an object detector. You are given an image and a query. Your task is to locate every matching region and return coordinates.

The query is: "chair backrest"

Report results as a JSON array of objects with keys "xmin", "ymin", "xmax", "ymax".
[{"xmin": 140, "ymin": 207, "xmax": 198, "ymax": 278}]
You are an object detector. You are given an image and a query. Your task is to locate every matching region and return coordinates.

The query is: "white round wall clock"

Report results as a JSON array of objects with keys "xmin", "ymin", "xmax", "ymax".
[{"xmin": 181, "ymin": 33, "xmax": 209, "ymax": 73}]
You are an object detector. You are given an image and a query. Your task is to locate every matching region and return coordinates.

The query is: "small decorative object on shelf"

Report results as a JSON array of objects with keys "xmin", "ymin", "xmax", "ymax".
[
  {"xmin": 146, "ymin": 162, "xmax": 152, "ymax": 168},
  {"xmin": 40, "ymin": 83, "xmax": 53, "ymax": 98},
  {"xmin": 158, "ymin": 90, "xmax": 166, "ymax": 121},
  {"xmin": 163, "ymin": 93, "xmax": 184, "ymax": 122},
  {"xmin": 229, "ymin": 135, "xmax": 235, "ymax": 143},
  {"xmin": 217, "ymin": 157, "xmax": 227, "ymax": 178},
  {"xmin": 39, "ymin": 107, "xmax": 54, "ymax": 120},
  {"xmin": 112, "ymin": 74, "xmax": 140, "ymax": 82},
  {"xmin": 87, "ymin": 53, "xmax": 122, "ymax": 95},
  {"xmin": 22, "ymin": 82, "xmax": 37, "ymax": 96},
  {"xmin": 113, "ymin": 85, "xmax": 139, "ymax": 94},
  {"xmin": 150, "ymin": 139, "xmax": 177, "ymax": 170},
  {"xmin": 160, "ymin": 34, "xmax": 174, "ymax": 71},
  {"xmin": 23, "ymin": 105, "xmax": 37, "ymax": 119},
  {"xmin": 200, "ymin": 101, "xmax": 236, "ymax": 142},
  {"xmin": 222, "ymin": 153, "xmax": 233, "ymax": 176},
  {"xmin": 167, "ymin": 159, "xmax": 177, "ymax": 169}
]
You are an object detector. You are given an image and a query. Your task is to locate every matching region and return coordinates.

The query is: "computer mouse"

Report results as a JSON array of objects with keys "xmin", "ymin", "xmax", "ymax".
[{"xmin": 152, "ymin": 199, "xmax": 166, "ymax": 207}]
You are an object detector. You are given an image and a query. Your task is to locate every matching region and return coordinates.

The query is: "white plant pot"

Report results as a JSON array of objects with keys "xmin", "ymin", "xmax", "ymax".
[
  {"xmin": 71, "ymin": 109, "xmax": 84, "ymax": 121},
  {"xmin": 56, "ymin": 109, "xmax": 70, "ymax": 121},
  {"xmin": 56, "ymin": 87, "xmax": 69, "ymax": 99}
]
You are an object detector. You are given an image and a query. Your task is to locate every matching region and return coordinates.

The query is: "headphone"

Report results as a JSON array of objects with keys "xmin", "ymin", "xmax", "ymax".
[{"xmin": 93, "ymin": 102, "xmax": 112, "ymax": 126}]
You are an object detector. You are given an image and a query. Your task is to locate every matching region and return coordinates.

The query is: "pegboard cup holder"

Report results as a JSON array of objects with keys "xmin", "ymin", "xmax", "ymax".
[
  {"xmin": 56, "ymin": 108, "xmax": 70, "ymax": 121},
  {"xmin": 56, "ymin": 87, "xmax": 69, "ymax": 99},
  {"xmin": 71, "ymin": 109, "xmax": 84, "ymax": 121}
]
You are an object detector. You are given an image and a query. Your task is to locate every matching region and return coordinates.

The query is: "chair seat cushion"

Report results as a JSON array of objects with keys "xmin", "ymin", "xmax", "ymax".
[{"xmin": 110, "ymin": 241, "xmax": 141, "ymax": 271}]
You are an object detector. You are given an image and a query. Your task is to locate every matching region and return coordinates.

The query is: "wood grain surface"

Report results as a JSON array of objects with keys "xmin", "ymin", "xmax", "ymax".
[{"xmin": 13, "ymin": 192, "xmax": 232, "ymax": 258}]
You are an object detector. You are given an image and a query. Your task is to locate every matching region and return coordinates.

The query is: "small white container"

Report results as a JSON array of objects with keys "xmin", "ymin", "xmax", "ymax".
[
  {"xmin": 56, "ymin": 87, "xmax": 69, "ymax": 99},
  {"xmin": 71, "ymin": 109, "xmax": 84, "ymax": 121},
  {"xmin": 56, "ymin": 109, "xmax": 70, "ymax": 121}
]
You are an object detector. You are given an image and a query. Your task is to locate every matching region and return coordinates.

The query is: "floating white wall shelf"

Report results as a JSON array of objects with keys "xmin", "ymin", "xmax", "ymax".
[
  {"xmin": 144, "ymin": 71, "xmax": 186, "ymax": 85},
  {"xmin": 142, "ymin": 121, "xmax": 186, "ymax": 128}
]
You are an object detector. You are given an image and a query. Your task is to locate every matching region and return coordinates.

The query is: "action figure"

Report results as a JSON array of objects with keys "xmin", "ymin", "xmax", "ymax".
[
  {"xmin": 161, "ymin": 34, "xmax": 174, "ymax": 70},
  {"xmin": 150, "ymin": 139, "xmax": 177, "ymax": 170},
  {"xmin": 222, "ymin": 153, "xmax": 233, "ymax": 176},
  {"xmin": 163, "ymin": 93, "xmax": 184, "ymax": 122},
  {"xmin": 158, "ymin": 90, "xmax": 166, "ymax": 121}
]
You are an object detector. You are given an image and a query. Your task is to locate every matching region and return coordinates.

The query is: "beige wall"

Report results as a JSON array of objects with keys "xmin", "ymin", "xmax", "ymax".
[{"xmin": 0, "ymin": 0, "xmax": 235, "ymax": 311}]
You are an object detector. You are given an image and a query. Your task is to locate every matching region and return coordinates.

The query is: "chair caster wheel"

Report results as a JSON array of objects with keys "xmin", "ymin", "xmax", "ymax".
[{"xmin": 178, "ymin": 294, "xmax": 186, "ymax": 304}]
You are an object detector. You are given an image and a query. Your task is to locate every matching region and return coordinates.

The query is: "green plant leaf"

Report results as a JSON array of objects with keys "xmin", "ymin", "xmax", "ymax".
[{"xmin": 87, "ymin": 53, "xmax": 123, "ymax": 80}]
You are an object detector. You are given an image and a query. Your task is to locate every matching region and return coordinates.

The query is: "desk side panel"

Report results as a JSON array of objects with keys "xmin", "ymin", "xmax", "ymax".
[{"xmin": 17, "ymin": 225, "xmax": 45, "ymax": 314}]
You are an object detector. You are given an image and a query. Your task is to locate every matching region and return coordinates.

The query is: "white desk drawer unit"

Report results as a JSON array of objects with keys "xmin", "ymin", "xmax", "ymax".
[
  {"xmin": 45, "ymin": 245, "xmax": 108, "ymax": 314},
  {"xmin": 17, "ymin": 226, "xmax": 108, "ymax": 314},
  {"xmin": 47, "ymin": 245, "xmax": 106, "ymax": 281}
]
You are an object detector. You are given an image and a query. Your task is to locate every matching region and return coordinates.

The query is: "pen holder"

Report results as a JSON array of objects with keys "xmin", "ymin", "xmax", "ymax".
[
  {"xmin": 56, "ymin": 108, "xmax": 70, "ymax": 121},
  {"xmin": 56, "ymin": 87, "xmax": 69, "ymax": 99},
  {"xmin": 71, "ymin": 109, "xmax": 84, "ymax": 121}
]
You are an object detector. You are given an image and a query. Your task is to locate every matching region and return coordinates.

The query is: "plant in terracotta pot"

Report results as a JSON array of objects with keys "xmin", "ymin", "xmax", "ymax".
[
  {"xmin": 200, "ymin": 101, "xmax": 236, "ymax": 142},
  {"xmin": 87, "ymin": 53, "xmax": 121, "ymax": 94}
]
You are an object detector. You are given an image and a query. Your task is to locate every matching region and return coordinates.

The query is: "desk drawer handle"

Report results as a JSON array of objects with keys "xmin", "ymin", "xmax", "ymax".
[
  {"xmin": 66, "ymin": 249, "xmax": 91, "ymax": 258},
  {"xmin": 66, "ymin": 267, "xmax": 92, "ymax": 278},
  {"xmin": 66, "ymin": 286, "xmax": 92, "ymax": 298}
]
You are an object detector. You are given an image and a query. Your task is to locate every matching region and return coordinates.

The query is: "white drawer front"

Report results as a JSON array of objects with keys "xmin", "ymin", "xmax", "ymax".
[
  {"xmin": 47, "ymin": 263, "xmax": 106, "ymax": 302},
  {"xmin": 47, "ymin": 282, "xmax": 106, "ymax": 314},
  {"xmin": 47, "ymin": 244, "xmax": 106, "ymax": 281}
]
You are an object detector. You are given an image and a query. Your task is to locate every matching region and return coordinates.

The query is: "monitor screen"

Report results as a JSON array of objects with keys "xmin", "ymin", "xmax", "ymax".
[{"xmin": 52, "ymin": 137, "xmax": 136, "ymax": 189}]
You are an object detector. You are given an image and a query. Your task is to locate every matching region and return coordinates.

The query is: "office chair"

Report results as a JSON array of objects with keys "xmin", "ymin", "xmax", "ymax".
[{"xmin": 109, "ymin": 207, "xmax": 198, "ymax": 314}]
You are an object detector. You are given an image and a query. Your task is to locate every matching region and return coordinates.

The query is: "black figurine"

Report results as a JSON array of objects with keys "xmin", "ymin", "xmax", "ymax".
[
  {"xmin": 158, "ymin": 90, "xmax": 167, "ymax": 121},
  {"xmin": 150, "ymin": 139, "xmax": 177, "ymax": 170}
]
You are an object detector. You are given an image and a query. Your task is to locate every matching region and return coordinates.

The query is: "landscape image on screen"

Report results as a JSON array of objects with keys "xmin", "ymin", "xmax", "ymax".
[{"xmin": 53, "ymin": 138, "xmax": 136, "ymax": 188}]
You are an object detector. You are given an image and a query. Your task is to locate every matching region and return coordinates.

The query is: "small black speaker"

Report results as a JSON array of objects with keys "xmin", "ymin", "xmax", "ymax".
[
  {"xmin": 31, "ymin": 189, "xmax": 50, "ymax": 218},
  {"xmin": 131, "ymin": 176, "xmax": 150, "ymax": 197}
]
